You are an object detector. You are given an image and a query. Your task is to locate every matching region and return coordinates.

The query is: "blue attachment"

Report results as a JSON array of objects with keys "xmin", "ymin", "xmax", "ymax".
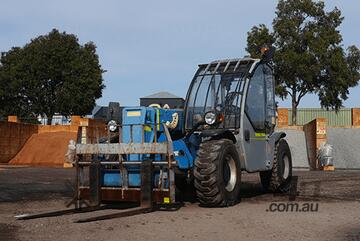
[
  {"xmin": 102, "ymin": 171, "xmax": 141, "ymax": 187},
  {"xmin": 102, "ymin": 170, "xmax": 122, "ymax": 186},
  {"xmin": 187, "ymin": 134, "xmax": 201, "ymax": 161},
  {"xmin": 122, "ymin": 107, "xmax": 153, "ymax": 166},
  {"xmin": 101, "ymin": 106, "xmax": 196, "ymax": 187},
  {"xmin": 173, "ymin": 139, "xmax": 194, "ymax": 169},
  {"xmin": 102, "ymin": 171, "xmax": 168, "ymax": 188}
]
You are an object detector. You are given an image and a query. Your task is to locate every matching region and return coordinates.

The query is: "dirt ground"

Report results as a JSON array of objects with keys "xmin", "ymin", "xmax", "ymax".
[{"xmin": 0, "ymin": 166, "xmax": 359, "ymax": 241}]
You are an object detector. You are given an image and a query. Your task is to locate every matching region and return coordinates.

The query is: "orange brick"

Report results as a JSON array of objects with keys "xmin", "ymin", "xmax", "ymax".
[
  {"xmin": 323, "ymin": 166, "xmax": 335, "ymax": 171},
  {"xmin": 277, "ymin": 108, "xmax": 289, "ymax": 127},
  {"xmin": 352, "ymin": 108, "xmax": 360, "ymax": 126},
  {"xmin": 7, "ymin": 116, "xmax": 19, "ymax": 123}
]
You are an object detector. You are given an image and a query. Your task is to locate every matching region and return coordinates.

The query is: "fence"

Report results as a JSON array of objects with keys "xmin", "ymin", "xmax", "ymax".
[{"xmin": 287, "ymin": 108, "xmax": 353, "ymax": 126}]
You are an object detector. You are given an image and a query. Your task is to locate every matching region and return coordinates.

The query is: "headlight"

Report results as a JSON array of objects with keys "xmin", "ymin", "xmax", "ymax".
[
  {"xmin": 108, "ymin": 120, "xmax": 118, "ymax": 132},
  {"xmin": 204, "ymin": 112, "xmax": 217, "ymax": 125}
]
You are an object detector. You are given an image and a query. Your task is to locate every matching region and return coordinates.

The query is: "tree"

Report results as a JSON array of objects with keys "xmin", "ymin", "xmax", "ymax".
[
  {"xmin": 246, "ymin": 0, "xmax": 360, "ymax": 125},
  {"xmin": 0, "ymin": 29, "xmax": 105, "ymax": 124}
]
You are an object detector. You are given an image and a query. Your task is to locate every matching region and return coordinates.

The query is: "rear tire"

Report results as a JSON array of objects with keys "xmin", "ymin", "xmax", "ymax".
[
  {"xmin": 260, "ymin": 138, "xmax": 292, "ymax": 192},
  {"xmin": 194, "ymin": 139, "xmax": 241, "ymax": 207}
]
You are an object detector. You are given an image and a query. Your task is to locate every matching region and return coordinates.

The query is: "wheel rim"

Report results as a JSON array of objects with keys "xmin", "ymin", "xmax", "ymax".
[
  {"xmin": 223, "ymin": 155, "xmax": 237, "ymax": 192},
  {"xmin": 282, "ymin": 155, "xmax": 290, "ymax": 179}
]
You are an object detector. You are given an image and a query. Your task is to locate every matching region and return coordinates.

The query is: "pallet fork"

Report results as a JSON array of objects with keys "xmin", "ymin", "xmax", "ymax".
[
  {"xmin": 16, "ymin": 123, "xmax": 181, "ymax": 223},
  {"xmin": 16, "ymin": 160, "xmax": 156, "ymax": 222}
]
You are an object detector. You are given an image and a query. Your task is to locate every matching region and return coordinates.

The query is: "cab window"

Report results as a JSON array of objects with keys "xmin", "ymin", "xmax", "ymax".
[{"xmin": 245, "ymin": 64, "xmax": 266, "ymax": 130}]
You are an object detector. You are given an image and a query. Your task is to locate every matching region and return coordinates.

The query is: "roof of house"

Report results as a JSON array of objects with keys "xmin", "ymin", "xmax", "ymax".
[
  {"xmin": 141, "ymin": 91, "xmax": 183, "ymax": 99},
  {"xmin": 91, "ymin": 105, "xmax": 102, "ymax": 115}
]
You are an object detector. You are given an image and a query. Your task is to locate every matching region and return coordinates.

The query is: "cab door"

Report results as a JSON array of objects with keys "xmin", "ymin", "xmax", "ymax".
[{"xmin": 242, "ymin": 63, "xmax": 275, "ymax": 172}]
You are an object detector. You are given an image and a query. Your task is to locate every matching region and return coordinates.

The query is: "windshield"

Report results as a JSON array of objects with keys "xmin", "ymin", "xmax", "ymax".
[{"xmin": 185, "ymin": 59, "xmax": 253, "ymax": 129}]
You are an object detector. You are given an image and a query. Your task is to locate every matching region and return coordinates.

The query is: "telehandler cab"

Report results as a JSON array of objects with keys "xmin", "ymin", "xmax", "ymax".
[{"xmin": 185, "ymin": 50, "xmax": 292, "ymax": 206}]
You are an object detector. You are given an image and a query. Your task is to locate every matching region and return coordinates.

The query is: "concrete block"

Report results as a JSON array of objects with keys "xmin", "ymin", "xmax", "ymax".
[
  {"xmin": 278, "ymin": 129, "xmax": 310, "ymax": 169},
  {"xmin": 327, "ymin": 127, "xmax": 360, "ymax": 169}
]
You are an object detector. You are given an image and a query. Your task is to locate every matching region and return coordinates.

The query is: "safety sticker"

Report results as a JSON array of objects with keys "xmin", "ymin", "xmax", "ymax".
[
  {"xmin": 255, "ymin": 132, "xmax": 266, "ymax": 137},
  {"xmin": 163, "ymin": 197, "xmax": 170, "ymax": 204},
  {"xmin": 127, "ymin": 111, "xmax": 141, "ymax": 117}
]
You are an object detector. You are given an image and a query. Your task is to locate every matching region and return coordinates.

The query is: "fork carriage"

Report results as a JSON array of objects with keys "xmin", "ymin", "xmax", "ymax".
[{"xmin": 71, "ymin": 113, "xmax": 180, "ymax": 209}]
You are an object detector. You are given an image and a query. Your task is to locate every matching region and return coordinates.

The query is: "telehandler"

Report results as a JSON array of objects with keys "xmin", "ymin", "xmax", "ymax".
[{"xmin": 17, "ymin": 47, "xmax": 292, "ymax": 222}]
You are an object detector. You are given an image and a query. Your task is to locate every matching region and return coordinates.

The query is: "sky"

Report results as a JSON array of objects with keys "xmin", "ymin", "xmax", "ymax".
[{"xmin": 1, "ymin": 0, "xmax": 359, "ymax": 108}]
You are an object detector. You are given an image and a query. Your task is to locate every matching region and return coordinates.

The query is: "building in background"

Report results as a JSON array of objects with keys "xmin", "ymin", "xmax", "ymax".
[
  {"xmin": 90, "ymin": 91, "xmax": 185, "ymax": 124},
  {"xmin": 92, "ymin": 102, "xmax": 122, "ymax": 124},
  {"xmin": 140, "ymin": 91, "xmax": 185, "ymax": 109}
]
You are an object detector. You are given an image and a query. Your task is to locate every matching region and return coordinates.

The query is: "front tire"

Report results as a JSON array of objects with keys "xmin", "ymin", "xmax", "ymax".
[
  {"xmin": 194, "ymin": 139, "xmax": 241, "ymax": 207},
  {"xmin": 260, "ymin": 138, "xmax": 292, "ymax": 192}
]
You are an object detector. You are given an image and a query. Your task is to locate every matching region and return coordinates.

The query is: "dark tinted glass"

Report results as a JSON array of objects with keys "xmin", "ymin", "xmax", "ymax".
[{"xmin": 245, "ymin": 64, "xmax": 266, "ymax": 130}]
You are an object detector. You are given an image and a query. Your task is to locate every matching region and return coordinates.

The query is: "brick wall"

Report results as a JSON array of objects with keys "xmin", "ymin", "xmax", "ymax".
[
  {"xmin": 78, "ymin": 117, "xmax": 107, "ymax": 144},
  {"xmin": 0, "ymin": 116, "xmax": 106, "ymax": 164},
  {"xmin": 0, "ymin": 122, "xmax": 38, "ymax": 163},
  {"xmin": 277, "ymin": 108, "xmax": 289, "ymax": 128},
  {"xmin": 38, "ymin": 125, "xmax": 78, "ymax": 133},
  {"xmin": 352, "ymin": 108, "xmax": 360, "ymax": 126}
]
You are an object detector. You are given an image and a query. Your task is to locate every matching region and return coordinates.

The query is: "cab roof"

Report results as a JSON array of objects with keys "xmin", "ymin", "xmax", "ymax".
[{"xmin": 198, "ymin": 57, "xmax": 259, "ymax": 75}]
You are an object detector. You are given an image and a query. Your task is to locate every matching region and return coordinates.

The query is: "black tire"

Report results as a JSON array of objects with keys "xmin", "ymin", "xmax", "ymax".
[
  {"xmin": 260, "ymin": 138, "xmax": 292, "ymax": 192},
  {"xmin": 194, "ymin": 139, "xmax": 241, "ymax": 207}
]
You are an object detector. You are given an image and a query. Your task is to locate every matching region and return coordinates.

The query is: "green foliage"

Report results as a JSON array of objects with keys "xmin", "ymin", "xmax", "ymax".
[
  {"xmin": 246, "ymin": 24, "xmax": 275, "ymax": 58},
  {"xmin": 0, "ymin": 29, "xmax": 105, "ymax": 123},
  {"xmin": 246, "ymin": 0, "xmax": 360, "ymax": 124}
]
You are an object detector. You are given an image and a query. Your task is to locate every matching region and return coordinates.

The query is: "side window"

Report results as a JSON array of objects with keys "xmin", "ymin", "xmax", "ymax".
[
  {"xmin": 245, "ymin": 65, "xmax": 266, "ymax": 130},
  {"xmin": 264, "ymin": 65, "xmax": 276, "ymax": 124}
]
